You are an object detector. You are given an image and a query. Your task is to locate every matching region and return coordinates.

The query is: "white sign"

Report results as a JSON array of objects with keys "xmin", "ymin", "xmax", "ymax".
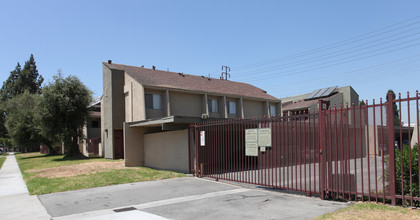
[
  {"xmin": 258, "ymin": 128, "xmax": 272, "ymax": 147},
  {"xmin": 245, "ymin": 129, "xmax": 258, "ymax": 143},
  {"xmin": 260, "ymin": 146, "xmax": 266, "ymax": 152},
  {"xmin": 245, "ymin": 143, "xmax": 258, "ymax": 156},
  {"xmin": 245, "ymin": 129, "xmax": 258, "ymax": 156},
  {"xmin": 200, "ymin": 131, "xmax": 205, "ymax": 146}
]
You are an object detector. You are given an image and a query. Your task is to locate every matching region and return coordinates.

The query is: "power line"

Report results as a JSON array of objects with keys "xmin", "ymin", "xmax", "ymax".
[
  {"xmin": 238, "ymin": 40, "xmax": 420, "ymax": 82},
  {"xmin": 231, "ymin": 15, "xmax": 420, "ymax": 71},
  {"xmin": 234, "ymin": 26, "xmax": 420, "ymax": 76}
]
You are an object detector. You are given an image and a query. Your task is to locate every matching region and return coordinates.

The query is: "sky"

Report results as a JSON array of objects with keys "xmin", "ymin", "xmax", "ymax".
[{"xmin": 1, "ymin": 0, "xmax": 420, "ymax": 106}]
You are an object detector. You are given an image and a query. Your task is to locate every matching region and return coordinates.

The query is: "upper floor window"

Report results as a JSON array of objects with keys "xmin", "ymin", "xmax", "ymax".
[
  {"xmin": 145, "ymin": 94, "xmax": 162, "ymax": 110},
  {"xmin": 208, "ymin": 99, "xmax": 219, "ymax": 113},
  {"xmin": 269, "ymin": 105, "xmax": 276, "ymax": 117},
  {"xmin": 90, "ymin": 120, "xmax": 99, "ymax": 128},
  {"xmin": 226, "ymin": 101, "xmax": 236, "ymax": 114}
]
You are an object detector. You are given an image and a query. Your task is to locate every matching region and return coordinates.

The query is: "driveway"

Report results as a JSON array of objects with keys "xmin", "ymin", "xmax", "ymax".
[{"xmin": 39, "ymin": 177, "xmax": 348, "ymax": 220}]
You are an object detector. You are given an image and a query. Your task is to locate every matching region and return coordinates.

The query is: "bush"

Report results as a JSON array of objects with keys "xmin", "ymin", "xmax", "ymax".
[{"xmin": 395, "ymin": 144, "xmax": 419, "ymax": 206}]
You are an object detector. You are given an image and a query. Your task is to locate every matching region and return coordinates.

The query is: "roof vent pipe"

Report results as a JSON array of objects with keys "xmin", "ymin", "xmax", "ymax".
[
  {"xmin": 152, "ymin": 66, "xmax": 156, "ymax": 70},
  {"xmin": 108, "ymin": 60, "xmax": 112, "ymax": 64}
]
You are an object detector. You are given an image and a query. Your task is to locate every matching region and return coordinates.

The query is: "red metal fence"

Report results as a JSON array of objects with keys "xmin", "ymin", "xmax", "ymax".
[{"xmin": 190, "ymin": 91, "xmax": 420, "ymax": 206}]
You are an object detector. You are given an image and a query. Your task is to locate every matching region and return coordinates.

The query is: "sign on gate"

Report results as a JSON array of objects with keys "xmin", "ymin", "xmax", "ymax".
[
  {"xmin": 245, "ymin": 128, "xmax": 272, "ymax": 156},
  {"xmin": 200, "ymin": 131, "xmax": 205, "ymax": 146},
  {"xmin": 258, "ymin": 128, "xmax": 271, "ymax": 147},
  {"xmin": 245, "ymin": 129, "xmax": 258, "ymax": 156}
]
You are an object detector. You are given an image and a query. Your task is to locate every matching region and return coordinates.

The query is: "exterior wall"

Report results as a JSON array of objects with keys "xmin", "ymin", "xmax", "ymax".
[
  {"xmin": 144, "ymin": 129, "xmax": 189, "ymax": 173},
  {"xmin": 335, "ymin": 86, "xmax": 359, "ymax": 107},
  {"xmin": 100, "ymin": 97, "xmax": 105, "ymax": 157},
  {"xmin": 411, "ymin": 110, "xmax": 419, "ymax": 148},
  {"xmin": 328, "ymin": 93, "xmax": 344, "ymax": 108},
  {"xmin": 124, "ymin": 123, "xmax": 145, "ymax": 166},
  {"xmin": 102, "ymin": 65, "xmax": 125, "ymax": 159},
  {"xmin": 243, "ymin": 99, "xmax": 265, "ymax": 117},
  {"xmin": 81, "ymin": 124, "xmax": 88, "ymax": 157},
  {"xmin": 124, "ymin": 73, "xmax": 146, "ymax": 122},
  {"xmin": 170, "ymin": 91, "xmax": 203, "ymax": 117}
]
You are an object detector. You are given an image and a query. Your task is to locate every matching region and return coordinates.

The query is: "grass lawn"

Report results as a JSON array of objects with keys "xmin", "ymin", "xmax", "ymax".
[
  {"xmin": 314, "ymin": 202, "xmax": 420, "ymax": 220},
  {"xmin": 0, "ymin": 156, "xmax": 6, "ymax": 169},
  {"xmin": 16, "ymin": 153, "xmax": 186, "ymax": 195}
]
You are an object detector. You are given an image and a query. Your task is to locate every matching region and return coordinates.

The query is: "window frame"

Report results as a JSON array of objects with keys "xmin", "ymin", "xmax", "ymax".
[
  {"xmin": 145, "ymin": 93, "xmax": 163, "ymax": 110},
  {"xmin": 226, "ymin": 100, "xmax": 237, "ymax": 115},
  {"xmin": 208, "ymin": 99, "xmax": 219, "ymax": 113}
]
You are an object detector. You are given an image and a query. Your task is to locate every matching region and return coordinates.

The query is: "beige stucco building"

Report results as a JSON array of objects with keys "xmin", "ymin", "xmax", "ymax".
[
  {"xmin": 101, "ymin": 61, "xmax": 280, "ymax": 173},
  {"xmin": 281, "ymin": 86, "xmax": 359, "ymax": 115}
]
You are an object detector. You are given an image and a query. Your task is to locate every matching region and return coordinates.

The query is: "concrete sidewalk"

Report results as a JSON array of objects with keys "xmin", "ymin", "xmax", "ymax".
[{"xmin": 0, "ymin": 153, "xmax": 51, "ymax": 220}]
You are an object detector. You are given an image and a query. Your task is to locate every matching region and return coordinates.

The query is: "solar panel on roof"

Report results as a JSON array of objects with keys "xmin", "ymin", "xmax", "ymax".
[
  {"xmin": 316, "ymin": 88, "xmax": 329, "ymax": 98},
  {"xmin": 319, "ymin": 86, "xmax": 337, "ymax": 98},
  {"xmin": 305, "ymin": 89, "xmax": 322, "ymax": 100},
  {"xmin": 305, "ymin": 86, "xmax": 338, "ymax": 100}
]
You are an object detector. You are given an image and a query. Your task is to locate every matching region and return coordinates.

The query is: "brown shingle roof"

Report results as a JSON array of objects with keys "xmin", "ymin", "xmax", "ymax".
[
  {"xmin": 282, "ymin": 99, "xmax": 319, "ymax": 111},
  {"xmin": 103, "ymin": 62, "xmax": 279, "ymax": 101},
  {"xmin": 282, "ymin": 93, "xmax": 340, "ymax": 111}
]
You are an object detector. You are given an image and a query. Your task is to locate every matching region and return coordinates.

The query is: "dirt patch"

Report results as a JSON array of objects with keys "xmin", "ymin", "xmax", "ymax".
[{"xmin": 28, "ymin": 161, "xmax": 127, "ymax": 178}]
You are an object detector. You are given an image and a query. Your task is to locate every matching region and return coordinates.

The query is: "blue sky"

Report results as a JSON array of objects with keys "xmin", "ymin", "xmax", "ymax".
[{"xmin": 1, "ymin": 0, "xmax": 420, "ymax": 104}]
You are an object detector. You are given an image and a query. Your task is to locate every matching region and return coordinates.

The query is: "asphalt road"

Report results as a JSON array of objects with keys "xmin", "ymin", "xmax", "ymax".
[{"xmin": 39, "ymin": 177, "xmax": 349, "ymax": 220}]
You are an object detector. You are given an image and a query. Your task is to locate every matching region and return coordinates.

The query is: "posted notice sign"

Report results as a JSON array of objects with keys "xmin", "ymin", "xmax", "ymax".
[
  {"xmin": 200, "ymin": 131, "xmax": 205, "ymax": 146},
  {"xmin": 245, "ymin": 129, "xmax": 258, "ymax": 156},
  {"xmin": 258, "ymin": 128, "xmax": 272, "ymax": 147},
  {"xmin": 245, "ymin": 143, "xmax": 258, "ymax": 156},
  {"xmin": 245, "ymin": 128, "xmax": 272, "ymax": 156}
]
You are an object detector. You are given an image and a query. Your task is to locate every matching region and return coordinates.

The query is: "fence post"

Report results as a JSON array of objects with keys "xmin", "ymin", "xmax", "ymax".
[
  {"xmin": 194, "ymin": 123, "xmax": 200, "ymax": 177},
  {"xmin": 318, "ymin": 100, "xmax": 325, "ymax": 200},
  {"xmin": 387, "ymin": 93, "xmax": 396, "ymax": 205}
]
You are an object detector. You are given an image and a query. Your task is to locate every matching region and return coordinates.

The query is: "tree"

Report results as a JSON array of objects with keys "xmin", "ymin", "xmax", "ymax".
[
  {"xmin": 0, "ymin": 55, "xmax": 43, "ymax": 101},
  {"xmin": 0, "ymin": 54, "xmax": 44, "ymax": 138},
  {"xmin": 4, "ymin": 91, "xmax": 43, "ymax": 152},
  {"xmin": 38, "ymin": 72, "xmax": 92, "ymax": 158},
  {"xmin": 386, "ymin": 89, "xmax": 401, "ymax": 126},
  {"xmin": 19, "ymin": 54, "xmax": 44, "ymax": 94},
  {"xmin": 0, "ymin": 63, "xmax": 22, "ymax": 138}
]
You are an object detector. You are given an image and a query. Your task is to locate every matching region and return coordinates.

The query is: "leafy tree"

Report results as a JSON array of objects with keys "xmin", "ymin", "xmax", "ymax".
[
  {"xmin": 0, "ymin": 54, "xmax": 44, "ymax": 138},
  {"xmin": 38, "ymin": 72, "xmax": 92, "ymax": 158},
  {"xmin": 386, "ymin": 90, "xmax": 401, "ymax": 126},
  {"xmin": 0, "ymin": 63, "xmax": 21, "ymax": 102},
  {"xmin": 4, "ymin": 91, "xmax": 43, "ymax": 152},
  {"xmin": 0, "ymin": 63, "xmax": 22, "ymax": 138}
]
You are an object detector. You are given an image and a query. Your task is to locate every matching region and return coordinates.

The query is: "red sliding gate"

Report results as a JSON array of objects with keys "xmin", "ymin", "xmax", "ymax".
[{"xmin": 190, "ymin": 91, "xmax": 420, "ymax": 206}]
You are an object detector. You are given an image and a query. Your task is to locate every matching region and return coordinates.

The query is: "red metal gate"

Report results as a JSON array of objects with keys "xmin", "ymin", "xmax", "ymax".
[
  {"xmin": 190, "ymin": 91, "xmax": 420, "ymax": 206},
  {"xmin": 191, "ymin": 109, "xmax": 322, "ymax": 196}
]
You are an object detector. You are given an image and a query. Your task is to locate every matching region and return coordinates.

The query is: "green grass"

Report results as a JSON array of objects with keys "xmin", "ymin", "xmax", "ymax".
[
  {"xmin": 16, "ymin": 153, "xmax": 186, "ymax": 195},
  {"xmin": 0, "ymin": 157, "xmax": 6, "ymax": 169},
  {"xmin": 314, "ymin": 202, "xmax": 420, "ymax": 220},
  {"xmin": 16, "ymin": 153, "xmax": 106, "ymax": 172}
]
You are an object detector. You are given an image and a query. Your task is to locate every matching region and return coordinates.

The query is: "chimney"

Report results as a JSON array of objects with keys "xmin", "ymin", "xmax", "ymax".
[
  {"xmin": 107, "ymin": 60, "xmax": 112, "ymax": 64},
  {"xmin": 152, "ymin": 66, "xmax": 156, "ymax": 70}
]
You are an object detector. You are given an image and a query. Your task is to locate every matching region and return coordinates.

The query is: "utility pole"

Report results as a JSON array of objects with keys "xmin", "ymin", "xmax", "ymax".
[{"xmin": 220, "ymin": 65, "xmax": 231, "ymax": 80}]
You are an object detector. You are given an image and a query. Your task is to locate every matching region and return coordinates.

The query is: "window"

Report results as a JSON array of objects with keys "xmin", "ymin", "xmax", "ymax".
[
  {"xmin": 208, "ymin": 99, "xmax": 219, "ymax": 113},
  {"xmin": 226, "ymin": 101, "xmax": 236, "ymax": 114},
  {"xmin": 90, "ymin": 120, "xmax": 99, "ymax": 128},
  {"xmin": 269, "ymin": 105, "xmax": 276, "ymax": 116},
  {"xmin": 145, "ymin": 94, "xmax": 162, "ymax": 110}
]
